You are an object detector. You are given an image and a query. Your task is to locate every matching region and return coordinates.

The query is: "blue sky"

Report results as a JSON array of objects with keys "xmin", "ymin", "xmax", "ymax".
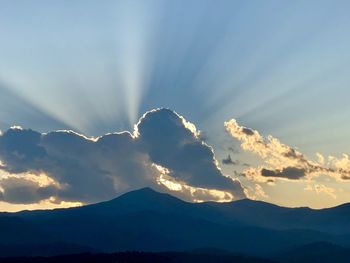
[{"xmin": 1, "ymin": 0, "xmax": 350, "ymax": 209}]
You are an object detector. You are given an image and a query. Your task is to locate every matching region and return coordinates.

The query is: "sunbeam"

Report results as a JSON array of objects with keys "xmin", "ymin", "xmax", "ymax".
[
  {"xmin": 112, "ymin": 0, "xmax": 162, "ymax": 126},
  {"xmin": 1, "ymin": 0, "xmax": 350, "ymax": 210}
]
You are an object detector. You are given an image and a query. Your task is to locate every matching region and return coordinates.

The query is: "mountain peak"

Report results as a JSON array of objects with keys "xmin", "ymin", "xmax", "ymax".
[
  {"xmin": 91, "ymin": 187, "xmax": 188, "ymax": 213},
  {"xmin": 117, "ymin": 187, "xmax": 176, "ymax": 200},
  {"xmin": 130, "ymin": 187, "xmax": 160, "ymax": 195}
]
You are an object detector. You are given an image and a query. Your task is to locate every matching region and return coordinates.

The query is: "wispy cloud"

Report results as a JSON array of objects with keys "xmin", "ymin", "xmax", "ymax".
[{"xmin": 224, "ymin": 118, "xmax": 350, "ymax": 185}]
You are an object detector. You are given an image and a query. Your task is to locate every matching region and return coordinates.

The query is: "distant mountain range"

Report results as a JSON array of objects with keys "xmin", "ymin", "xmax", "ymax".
[{"xmin": 1, "ymin": 187, "xmax": 350, "ymax": 262}]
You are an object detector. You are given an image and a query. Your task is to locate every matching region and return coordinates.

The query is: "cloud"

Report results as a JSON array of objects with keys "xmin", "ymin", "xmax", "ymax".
[
  {"xmin": 0, "ymin": 172, "xmax": 63, "ymax": 204},
  {"xmin": 243, "ymin": 184, "xmax": 268, "ymax": 200},
  {"xmin": 222, "ymin": 154, "xmax": 239, "ymax": 165},
  {"xmin": 224, "ymin": 119, "xmax": 311, "ymax": 170},
  {"xmin": 261, "ymin": 167, "xmax": 306, "ymax": 180},
  {"xmin": 224, "ymin": 118, "xmax": 350, "ymax": 183},
  {"xmin": 0, "ymin": 177, "xmax": 58, "ymax": 204},
  {"xmin": 155, "ymin": 164, "xmax": 235, "ymax": 203},
  {"xmin": 136, "ymin": 109, "xmax": 245, "ymax": 199},
  {"xmin": 0, "ymin": 108, "xmax": 245, "ymax": 206}
]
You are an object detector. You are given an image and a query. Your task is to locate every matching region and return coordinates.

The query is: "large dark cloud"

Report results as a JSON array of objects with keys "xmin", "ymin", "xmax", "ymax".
[{"xmin": 0, "ymin": 108, "xmax": 245, "ymax": 205}]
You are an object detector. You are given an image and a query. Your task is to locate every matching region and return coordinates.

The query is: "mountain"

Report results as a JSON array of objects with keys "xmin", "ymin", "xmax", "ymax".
[
  {"xmin": 0, "ymin": 251, "xmax": 277, "ymax": 263},
  {"xmin": 1, "ymin": 188, "xmax": 350, "ymax": 258},
  {"xmin": 276, "ymin": 242, "xmax": 350, "ymax": 263}
]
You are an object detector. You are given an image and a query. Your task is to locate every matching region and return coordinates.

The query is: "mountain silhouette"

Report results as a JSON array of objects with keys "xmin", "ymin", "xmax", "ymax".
[
  {"xmin": 276, "ymin": 242, "xmax": 350, "ymax": 263},
  {"xmin": 1, "ymin": 187, "xmax": 350, "ymax": 259},
  {"xmin": 0, "ymin": 251, "xmax": 277, "ymax": 263}
]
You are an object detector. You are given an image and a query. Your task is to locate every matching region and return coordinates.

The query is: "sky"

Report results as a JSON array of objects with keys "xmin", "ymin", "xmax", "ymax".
[{"xmin": 1, "ymin": 0, "xmax": 350, "ymax": 211}]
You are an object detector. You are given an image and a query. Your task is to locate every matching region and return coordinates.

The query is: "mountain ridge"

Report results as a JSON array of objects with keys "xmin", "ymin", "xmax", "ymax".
[
  {"xmin": 1, "ymin": 188, "xmax": 350, "ymax": 258},
  {"xmin": 5, "ymin": 187, "xmax": 350, "ymax": 216}
]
